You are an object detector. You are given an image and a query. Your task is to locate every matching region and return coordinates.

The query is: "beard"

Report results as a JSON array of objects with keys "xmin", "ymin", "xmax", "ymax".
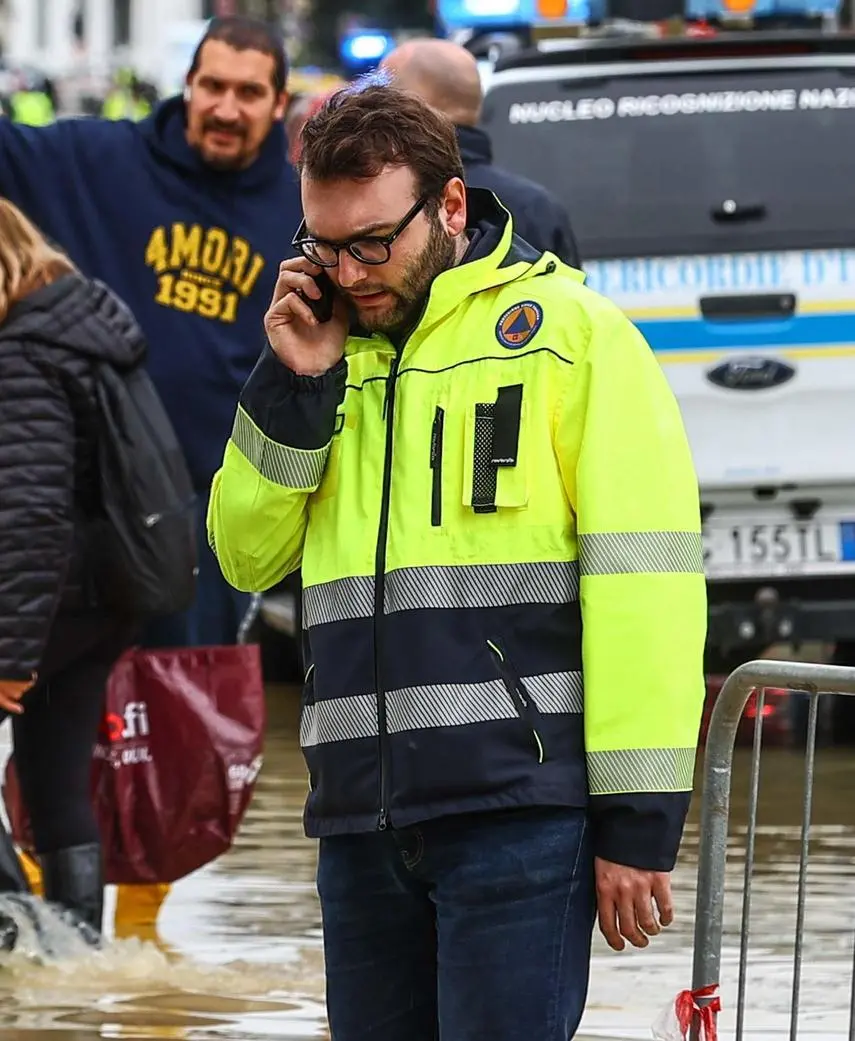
[
  {"xmin": 199, "ymin": 147, "xmax": 245, "ymax": 171},
  {"xmin": 195, "ymin": 118, "xmax": 250, "ymax": 171},
  {"xmin": 349, "ymin": 214, "xmax": 457, "ymax": 337}
]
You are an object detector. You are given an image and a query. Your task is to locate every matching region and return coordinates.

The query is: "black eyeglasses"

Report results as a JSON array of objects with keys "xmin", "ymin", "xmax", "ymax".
[{"xmin": 292, "ymin": 196, "xmax": 428, "ymax": 268}]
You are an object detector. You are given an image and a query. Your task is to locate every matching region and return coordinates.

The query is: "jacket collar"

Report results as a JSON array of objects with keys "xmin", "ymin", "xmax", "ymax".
[
  {"xmin": 345, "ymin": 188, "xmax": 577, "ymax": 359},
  {"xmin": 418, "ymin": 188, "xmax": 550, "ymax": 327}
]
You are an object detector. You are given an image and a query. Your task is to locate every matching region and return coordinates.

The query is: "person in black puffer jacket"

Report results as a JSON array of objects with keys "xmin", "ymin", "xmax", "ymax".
[{"xmin": 0, "ymin": 198, "xmax": 141, "ymax": 943}]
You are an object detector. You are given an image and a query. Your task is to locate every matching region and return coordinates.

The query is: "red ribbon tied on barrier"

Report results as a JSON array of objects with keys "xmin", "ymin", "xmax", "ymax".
[{"xmin": 674, "ymin": 984, "xmax": 721, "ymax": 1041}]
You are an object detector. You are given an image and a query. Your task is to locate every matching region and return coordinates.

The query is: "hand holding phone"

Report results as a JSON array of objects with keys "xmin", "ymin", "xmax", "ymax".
[
  {"xmin": 264, "ymin": 258, "xmax": 348, "ymax": 377},
  {"xmin": 298, "ymin": 271, "xmax": 335, "ymax": 324}
]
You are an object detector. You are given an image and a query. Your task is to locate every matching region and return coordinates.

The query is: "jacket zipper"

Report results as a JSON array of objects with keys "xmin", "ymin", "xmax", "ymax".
[
  {"xmin": 430, "ymin": 406, "xmax": 445, "ymax": 527},
  {"xmin": 375, "ymin": 350, "xmax": 402, "ymax": 831},
  {"xmin": 487, "ymin": 640, "xmax": 546, "ymax": 764}
]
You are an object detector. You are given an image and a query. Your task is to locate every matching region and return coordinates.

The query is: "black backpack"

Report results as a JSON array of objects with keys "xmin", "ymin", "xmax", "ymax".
[{"xmin": 93, "ymin": 361, "xmax": 198, "ymax": 619}]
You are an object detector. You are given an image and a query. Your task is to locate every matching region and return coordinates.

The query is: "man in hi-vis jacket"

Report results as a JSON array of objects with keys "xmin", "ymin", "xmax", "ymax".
[{"xmin": 208, "ymin": 84, "xmax": 706, "ymax": 1041}]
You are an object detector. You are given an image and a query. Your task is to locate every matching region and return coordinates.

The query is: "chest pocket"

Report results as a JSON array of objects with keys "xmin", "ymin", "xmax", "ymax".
[{"xmin": 461, "ymin": 384, "xmax": 528, "ymax": 512}]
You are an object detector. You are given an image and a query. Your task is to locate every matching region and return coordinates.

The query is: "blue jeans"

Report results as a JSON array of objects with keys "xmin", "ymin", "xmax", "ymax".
[
  {"xmin": 317, "ymin": 806, "xmax": 596, "ymax": 1041},
  {"xmin": 142, "ymin": 492, "xmax": 252, "ymax": 649}
]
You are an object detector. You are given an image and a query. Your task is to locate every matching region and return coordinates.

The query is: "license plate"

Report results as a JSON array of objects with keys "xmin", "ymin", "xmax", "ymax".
[{"xmin": 704, "ymin": 519, "xmax": 855, "ymax": 578}]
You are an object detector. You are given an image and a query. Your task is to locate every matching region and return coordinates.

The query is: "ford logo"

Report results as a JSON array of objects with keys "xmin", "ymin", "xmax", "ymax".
[{"xmin": 706, "ymin": 357, "xmax": 796, "ymax": 391}]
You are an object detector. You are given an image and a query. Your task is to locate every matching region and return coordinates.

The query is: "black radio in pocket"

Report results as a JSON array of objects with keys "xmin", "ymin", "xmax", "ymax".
[{"xmin": 471, "ymin": 384, "xmax": 524, "ymax": 515}]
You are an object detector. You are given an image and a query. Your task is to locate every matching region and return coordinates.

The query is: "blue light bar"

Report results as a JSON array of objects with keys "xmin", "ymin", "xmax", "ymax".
[
  {"xmin": 339, "ymin": 30, "xmax": 396, "ymax": 67},
  {"xmin": 437, "ymin": 0, "xmax": 602, "ymax": 30},
  {"xmin": 686, "ymin": 0, "xmax": 841, "ymax": 18},
  {"xmin": 438, "ymin": 0, "xmax": 527, "ymax": 30}
]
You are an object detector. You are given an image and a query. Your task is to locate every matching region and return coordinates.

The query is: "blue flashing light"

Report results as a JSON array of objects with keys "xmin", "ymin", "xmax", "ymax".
[
  {"xmin": 686, "ymin": 0, "xmax": 841, "ymax": 18},
  {"xmin": 560, "ymin": 0, "xmax": 599, "ymax": 22},
  {"xmin": 340, "ymin": 30, "xmax": 396, "ymax": 68},
  {"xmin": 437, "ymin": 0, "xmax": 600, "ymax": 32},
  {"xmin": 438, "ymin": 0, "xmax": 527, "ymax": 30}
]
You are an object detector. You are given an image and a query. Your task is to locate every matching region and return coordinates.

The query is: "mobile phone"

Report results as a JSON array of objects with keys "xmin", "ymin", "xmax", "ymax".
[{"xmin": 298, "ymin": 271, "xmax": 336, "ymax": 324}]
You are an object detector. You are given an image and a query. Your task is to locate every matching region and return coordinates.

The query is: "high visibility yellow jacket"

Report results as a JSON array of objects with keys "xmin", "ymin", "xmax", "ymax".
[
  {"xmin": 102, "ymin": 89, "xmax": 151, "ymax": 122},
  {"xmin": 10, "ymin": 91, "xmax": 54, "ymax": 127},
  {"xmin": 208, "ymin": 189, "xmax": 707, "ymax": 869}
]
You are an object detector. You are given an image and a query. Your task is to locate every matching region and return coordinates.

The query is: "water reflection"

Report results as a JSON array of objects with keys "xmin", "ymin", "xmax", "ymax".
[{"xmin": 0, "ymin": 686, "xmax": 853, "ymax": 1040}]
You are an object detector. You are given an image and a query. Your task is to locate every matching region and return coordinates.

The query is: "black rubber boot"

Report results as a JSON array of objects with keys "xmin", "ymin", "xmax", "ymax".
[
  {"xmin": 0, "ymin": 822, "xmax": 30, "ymax": 894},
  {"xmin": 0, "ymin": 910, "xmax": 18, "ymax": 952},
  {"xmin": 40, "ymin": 843, "xmax": 104, "ymax": 938}
]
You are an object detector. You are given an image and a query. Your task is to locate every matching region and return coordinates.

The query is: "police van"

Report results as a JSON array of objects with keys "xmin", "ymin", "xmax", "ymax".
[{"xmin": 480, "ymin": 5, "xmax": 855, "ymax": 715}]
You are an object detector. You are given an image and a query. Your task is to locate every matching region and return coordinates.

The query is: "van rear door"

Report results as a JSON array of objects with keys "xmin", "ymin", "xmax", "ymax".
[{"xmin": 483, "ymin": 56, "xmax": 855, "ymax": 579}]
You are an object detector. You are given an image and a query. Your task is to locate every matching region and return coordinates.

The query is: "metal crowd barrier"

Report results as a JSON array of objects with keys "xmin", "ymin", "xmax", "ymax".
[{"xmin": 690, "ymin": 660, "xmax": 855, "ymax": 1041}]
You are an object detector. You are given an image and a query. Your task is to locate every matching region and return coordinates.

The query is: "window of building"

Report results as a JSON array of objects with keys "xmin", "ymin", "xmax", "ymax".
[
  {"xmin": 113, "ymin": 0, "xmax": 132, "ymax": 47},
  {"xmin": 36, "ymin": 0, "xmax": 48, "ymax": 48}
]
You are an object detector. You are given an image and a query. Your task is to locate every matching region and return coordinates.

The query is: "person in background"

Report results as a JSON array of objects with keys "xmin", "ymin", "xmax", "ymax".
[
  {"xmin": 0, "ymin": 15, "xmax": 302, "ymax": 650},
  {"xmin": 42, "ymin": 74, "xmax": 59, "ymax": 115},
  {"xmin": 291, "ymin": 92, "xmax": 335, "ymax": 165},
  {"xmin": 209, "ymin": 85, "xmax": 705, "ymax": 1041},
  {"xmin": 284, "ymin": 93, "xmax": 309, "ymax": 161},
  {"xmin": 102, "ymin": 70, "xmax": 152, "ymax": 122},
  {"xmin": 0, "ymin": 199, "xmax": 142, "ymax": 944},
  {"xmin": 7, "ymin": 71, "xmax": 55, "ymax": 126},
  {"xmin": 382, "ymin": 39, "xmax": 581, "ymax": 268},
  {"xmin": 284, "ymin": 92, "xmax": 329, "ymax": 165}
]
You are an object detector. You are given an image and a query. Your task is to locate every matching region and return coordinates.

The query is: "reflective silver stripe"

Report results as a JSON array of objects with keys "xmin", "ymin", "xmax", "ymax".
[
  {"xmin": 587, "ymin": 747, "xmax": 696, "ymax": 795},
  {"xmin": 302, "ymin": 561, "xmax": 580, "ymax": 629},
  {"xmin": 525, "ymin": 671, "xmax": 584, "ymax": 715},
  {"xmin": 303, "ymin": 575, "xmax": 375, "ymax": 629},
  {"xmin": 384, "ymin": 561, "xmax": 580, "ymax": 614},
  {"xmin": 579, "ymin": 531, "xmax": 704, "ymax": 576},
  {"xmin": 385, "ymin": 678, "xmax": 513, "ymax": 733},
  {"xmin": 231, "ymin": 407, "xmax": 329, "ymax": 490},
  {"xmin": 299, "ymin": 671, "xmax": 583, "ymax": 747},
  {"xmin": 300, "ymin": 693, "xmax": 377, "ymax": 748}
]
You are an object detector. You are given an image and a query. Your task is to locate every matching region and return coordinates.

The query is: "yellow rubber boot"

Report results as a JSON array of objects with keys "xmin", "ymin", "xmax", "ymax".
[
  {"xmin": 18, "ymin": 851, "xmax": 171, "ymax": 945},
  {"xmin": 114, "ymin": 883, "xmax": 172, "ymax": 943},
  {"xmin": 18, "ymin": 850, "xmax": 43, "ymax": 896}
]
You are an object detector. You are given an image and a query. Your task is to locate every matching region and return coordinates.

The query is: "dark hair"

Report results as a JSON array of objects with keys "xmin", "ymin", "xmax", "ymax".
[
  {"xmin": 188, "ymin": 16, "xmax": 289, "ymax": 94},
  {"xmin": 299, "ymin": 84, "xmax": 465, "ymax": 205}
]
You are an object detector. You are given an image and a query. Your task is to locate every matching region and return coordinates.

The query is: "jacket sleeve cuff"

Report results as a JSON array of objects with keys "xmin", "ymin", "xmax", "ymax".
[
  {"xmin": 589, "ymin": 792, "xmax": 692, "ymax": 872},
  {"xmin": 0, "ymin": 670, "xmax": 33, "ymax": 684},
  {"xmin": 239, "ymin": 345, "xmax": 347, "ymax": 450}
]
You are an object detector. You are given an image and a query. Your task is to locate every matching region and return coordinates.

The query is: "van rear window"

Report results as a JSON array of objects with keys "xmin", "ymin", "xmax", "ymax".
[{"xmin": 482, "ymin": 66, "xmax": 855, "ymax": 259}]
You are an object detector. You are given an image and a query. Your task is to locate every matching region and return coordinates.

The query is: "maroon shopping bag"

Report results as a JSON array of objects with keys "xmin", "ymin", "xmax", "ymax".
[{"xmin": 3, "ymin": 644, "xmax": 266, "ymax": 885}]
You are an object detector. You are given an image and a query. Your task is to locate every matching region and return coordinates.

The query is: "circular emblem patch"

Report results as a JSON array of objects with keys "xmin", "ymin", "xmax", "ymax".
[{"xmin": 496, "ymin": 301, "xmax": 543, "ymax": 350}]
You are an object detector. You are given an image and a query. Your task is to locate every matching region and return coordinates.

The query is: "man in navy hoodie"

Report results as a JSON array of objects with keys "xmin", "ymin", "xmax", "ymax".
[{"xmin": 0, "ymin": 16, "xmax": 302, "ymax": 647}]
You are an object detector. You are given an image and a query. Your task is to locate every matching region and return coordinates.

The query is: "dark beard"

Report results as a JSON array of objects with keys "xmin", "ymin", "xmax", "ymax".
[
  {"xmin": 195, "ymin": 120, "xmax": 250, "ymax": 171},
  {"xmin": 195, "ymin": 142, "xmax": 248, "ymax": 172},
  {"xmin": 358, "ymin": 216, "xmax": 457, "ymax": 337}
]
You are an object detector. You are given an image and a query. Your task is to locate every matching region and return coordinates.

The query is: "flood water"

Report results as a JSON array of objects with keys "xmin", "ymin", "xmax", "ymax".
[{"xmin": 1, "ymin": 683, "xmax": 854, "ymax": 1041}]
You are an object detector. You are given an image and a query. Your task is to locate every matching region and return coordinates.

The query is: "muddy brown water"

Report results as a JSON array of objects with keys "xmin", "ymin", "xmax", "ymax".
[{"xmin": 1, "ymin": 684, "xmax": 853, "ymax": 1040}]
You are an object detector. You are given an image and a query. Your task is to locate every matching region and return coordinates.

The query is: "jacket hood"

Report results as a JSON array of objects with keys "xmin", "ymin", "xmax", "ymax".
[
  {"xmin": 456, "ymin": 124, "xmax": 493, "ymax": 166},
  {"xmin": 0, "ymin": 275, "xmax": 146, "ymax": 369},
  {"xmin": 427, "ymin": 187, "xmax": 573, "ymax": 313},
  {"xmin": 140, "ymin": 95, "xmax": 290, "ymax": 191},
  {"xmin": 345, "ymin": 187, "xmax": 582, "ymax": 357}
]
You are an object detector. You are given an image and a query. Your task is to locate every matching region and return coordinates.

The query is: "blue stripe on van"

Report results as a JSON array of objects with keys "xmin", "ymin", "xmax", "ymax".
[{"xmin": 635, "ymin": 313, "xmax": 855, "ymax": 353}]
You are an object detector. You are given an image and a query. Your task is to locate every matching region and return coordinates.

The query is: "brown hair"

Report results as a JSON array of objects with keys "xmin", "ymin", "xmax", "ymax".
[
  {"xmin": 0, "ymin": 199, "xmax": 76, "ymax": 325},
  {"xmin": 299, "ymin": 84, "xmax": 465, "ymax": 206},
  {"xmin": 188, "ymin": 16, "xmax": 289, "ymax": 94}
]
